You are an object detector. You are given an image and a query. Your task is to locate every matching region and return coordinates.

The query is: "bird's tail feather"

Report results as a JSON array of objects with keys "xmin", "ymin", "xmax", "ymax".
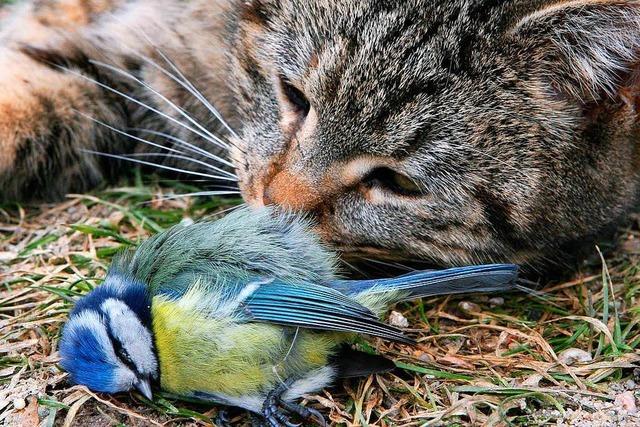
[{"xmin": 332, "ymin": 264, "xmax": 520, "ymax": 302}]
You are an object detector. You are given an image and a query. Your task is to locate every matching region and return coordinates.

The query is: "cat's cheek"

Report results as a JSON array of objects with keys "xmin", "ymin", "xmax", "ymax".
[
  {"xmin": 237, "ymin": 172, "xmax": 263, "ymax": 207},
  {"xmin": 236, "ymin": 165, "xmax": 266, "ymax": 208},
  {"xmin": 231, "ymin": 151, "xmax": 270, "ymax": 208},
  {"xmin": 360, "ymin": 186, "xmax": 391, "ymax": 206}
]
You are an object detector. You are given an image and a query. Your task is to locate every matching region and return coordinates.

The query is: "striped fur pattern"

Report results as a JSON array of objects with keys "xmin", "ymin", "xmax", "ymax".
[{"xmin": 2, "ymin": 1, "xmax": 640, "ymax": 267}]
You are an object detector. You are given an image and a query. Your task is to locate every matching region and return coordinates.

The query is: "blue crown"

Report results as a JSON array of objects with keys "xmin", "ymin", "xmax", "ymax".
[{"xmin": 71, "ymin": 272, "xmax": 152, "ymax": 327}]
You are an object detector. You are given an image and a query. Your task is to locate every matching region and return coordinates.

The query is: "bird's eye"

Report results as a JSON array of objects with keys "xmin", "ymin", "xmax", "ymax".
[
  {"xmin": 363, "ymin": 167, "xmax": 423, "ymax": 196},
  {"xmin": 278, "ymin": 75, "xmax": 310, "ymax": 119}
]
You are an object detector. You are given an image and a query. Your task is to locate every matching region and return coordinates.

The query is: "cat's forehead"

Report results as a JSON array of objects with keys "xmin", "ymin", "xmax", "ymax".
[
  {"xmin": 263, "ymin": 0, "xmax": 513, "ymax": 79},
  {"xmin": 256, "ymin": 1, "xmax": 522, "ymax": 145},
  {"xmin": 235, "ymin": 0, "xmax": 556, "ymax": 158}
]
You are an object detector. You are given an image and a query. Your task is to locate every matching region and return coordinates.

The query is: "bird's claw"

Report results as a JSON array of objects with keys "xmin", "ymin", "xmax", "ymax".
[
  {"xmin": 249, "ymin": 413, "xmax": 267, "ymax": 427},
  {"xmin": 214, "ymin": 408, "xmax": 232, "ymax": 427},
  {"xmin": 261, "ymin": 381, "xmax": 326, "ymax": 427},
  {"xmin": 279, "ymin": 400, "xmax": 326, "ymax": 427}
]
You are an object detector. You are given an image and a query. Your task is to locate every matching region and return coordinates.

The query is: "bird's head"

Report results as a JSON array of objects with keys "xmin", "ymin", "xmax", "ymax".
[{"xmin": 60, "ymin": 274, "xmax": 157, "ymax": 399}]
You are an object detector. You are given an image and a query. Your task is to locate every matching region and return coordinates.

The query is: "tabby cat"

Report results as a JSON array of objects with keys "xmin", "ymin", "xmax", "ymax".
[{"xmin": 1, "ymin": 0, "xmax": 639, "ymax": 268}]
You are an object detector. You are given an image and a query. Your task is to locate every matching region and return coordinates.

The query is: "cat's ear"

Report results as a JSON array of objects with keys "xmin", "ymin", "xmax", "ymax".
[{"xmin": 511, "ymin": 1, "xmax": 640, "ymax": 104}]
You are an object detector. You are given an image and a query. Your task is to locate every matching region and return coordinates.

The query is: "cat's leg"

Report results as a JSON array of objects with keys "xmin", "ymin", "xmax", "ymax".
[{"xmin": 0, "ymin": 0, "xmax": 132, "ymax": 201}]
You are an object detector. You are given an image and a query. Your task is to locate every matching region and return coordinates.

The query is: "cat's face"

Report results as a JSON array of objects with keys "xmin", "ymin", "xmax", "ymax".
[{"xmin": 227, "ymin": 0, "xmax": 640, "ymax": 266}]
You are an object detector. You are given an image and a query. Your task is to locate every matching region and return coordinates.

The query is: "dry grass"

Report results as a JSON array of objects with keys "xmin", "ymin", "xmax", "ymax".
[{"xmin": 1, "ymin": 178, "xmax": 639, "ymax": 426}]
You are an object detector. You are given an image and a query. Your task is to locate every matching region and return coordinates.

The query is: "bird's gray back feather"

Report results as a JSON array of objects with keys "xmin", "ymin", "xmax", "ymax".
[{"xmin": 112, "ymin": 207, "xmax": 338, "ymax": 295}]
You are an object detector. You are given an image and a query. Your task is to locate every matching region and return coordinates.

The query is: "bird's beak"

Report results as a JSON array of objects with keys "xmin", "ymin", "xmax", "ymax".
[{"xmin": 135, "ymin": 378, "xmax": 153, "ymax": 400}]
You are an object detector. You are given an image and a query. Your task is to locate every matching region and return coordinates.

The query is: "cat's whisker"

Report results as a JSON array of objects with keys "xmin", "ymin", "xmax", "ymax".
[
  {"xmin": 75, "ymin": 110, "xmax": 185, "ymax": 156},
  {"xmin": 135, "ymin": 49, "xmax": 241, "ymax": 142},
  {"xmin": 117, "ymin": 22, "xmax": 241, "ymax": 141},
  {"xmin": 153, "ymin": 179, "xmax": 212, "ymax": 183},
  {"xmin": 75, "ymin": 111, "xmax": 236, "ymax": 179},
  {"xmin": 213, "ymin": 203, "xmax": 247, "ymax": 216},
  {"xmin": 89, "ymin": 60, "xmax": 231, "ymax": 152},
  {"xmin": 198, "ymin": 203, "xmax": 248, "ymax": 221},
  {"xmin": 56, "ymin": 65, "xmax": 229, "ymax": 154},
  {"xmin": 129, "ymin": 128, "xmax": 235, "ymax": 170},
  {"xmin": 339, "ymin": 259, "xmax": 369, "ymax": 278},
  {"xmin": 359, "ymin": 257, "xmax": 417, "ymax": 272},
  {"xmin": 89, "ymin": 17, "xmax": 246, "ymax": 156},
  {"xmin": 205, "ymin": 184, "xmax": 241, "ymax": 191},
  {"xmin": 140, "ymin": 190, "xmax": 241, "ymax": 204},
  {"xmin": 83, "ymin": 150, "xmax": 234, "ymax": 182},
  {"xmin": 123, "ymin": 153, "xmax": 238, "ymax": 181}
]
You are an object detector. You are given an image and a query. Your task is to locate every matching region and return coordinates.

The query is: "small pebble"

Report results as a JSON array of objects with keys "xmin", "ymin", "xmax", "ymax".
[
  {"xmin": 625, "ymin": 379, "xmax": 636, "ymax": 390},
  {"xmin": 417, "ymin": 353, "xmax": 433, "ymax": 363},
  {"xmin": 180, "ymin": 217, "xmax": 195, "ymax": 226},
  {"xmin": 13, "ymin": 398, "xmax": 26, "ymax": 410},
  {"xmin": 489, "ymin": 297, "xmax": 504, "ymax": 307},
  {"xmin": 615, "ymin": 391, "xmax": 637, "ymax": 414},
  {"xmin": 558, "ymin": 348, "xmax": 592, "ymax": 365},
  {"xmin": 458, "ymin": 301, "xmax": 480, "ymax": 313},
  {"xmin": 389, "ymin": 311, "xmax": 409, "ymax": 328}
]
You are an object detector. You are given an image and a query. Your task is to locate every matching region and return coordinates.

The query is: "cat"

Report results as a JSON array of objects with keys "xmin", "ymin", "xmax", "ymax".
[{"xmin": 1, "ymin": 0, "xmax": 639, "ymax": 268}]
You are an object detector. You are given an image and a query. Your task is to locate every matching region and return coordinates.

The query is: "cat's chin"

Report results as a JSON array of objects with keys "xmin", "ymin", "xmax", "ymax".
[
  {"xmin": 334, "ymin": 242, "xmax": 543, "ymax": 269},
  {"xmin": 333, "ymin": 245, "xmax": 446, "ymax": 269},
  {"xmin": 335, "ymin": 245, "xmax": 408, "ymax": 261}
]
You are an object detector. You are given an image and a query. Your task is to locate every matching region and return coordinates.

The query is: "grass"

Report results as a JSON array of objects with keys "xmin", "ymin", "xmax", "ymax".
[{"xmin": 1, "ymin": 175, "xmax": 639, "ymax": 426}]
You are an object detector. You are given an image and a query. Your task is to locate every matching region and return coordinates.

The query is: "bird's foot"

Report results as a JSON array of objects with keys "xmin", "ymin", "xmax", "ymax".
[
  {"xmin": 261, "ymin": 381, "xmax": 327, "ymax": 427},
  {"xmin": 214, "ymin": 408, "xmax": 231, "ymax": 427},
  {"xmin": 279, "ymin": 400, "xmax": 327, "ymax": 427},
  {"xmin": 250, "ymin": 413, "xmax": 267, "ymax": 427}
]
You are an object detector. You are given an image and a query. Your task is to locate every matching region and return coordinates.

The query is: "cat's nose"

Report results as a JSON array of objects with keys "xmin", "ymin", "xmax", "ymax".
[
  {"xmin": 262, "ymin": 170, "xmax": 323, "ymax": 211},
  {"xmin": 258, "ymin": 157, "xmax": 399, "ymax": 211}
]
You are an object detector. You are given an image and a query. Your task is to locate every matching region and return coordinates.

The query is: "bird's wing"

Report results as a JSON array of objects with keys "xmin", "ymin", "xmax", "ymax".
[{"xmin": 242, "ymin": 280, "xmax": 414, "ymax": 344}]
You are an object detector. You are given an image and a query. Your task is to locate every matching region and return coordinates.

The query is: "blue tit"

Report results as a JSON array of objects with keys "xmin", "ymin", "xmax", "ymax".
[{"xmin": 59, "ymin": 207, "xmax": 521, "ymax": 426}]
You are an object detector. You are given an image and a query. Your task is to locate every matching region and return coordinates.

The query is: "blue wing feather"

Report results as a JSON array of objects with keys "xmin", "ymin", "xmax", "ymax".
[
  {"xmin": 244, "ymin": 281, "xmax": 414, "ymax": 344},
  {"xmin": 329, "ymin": 264, "xmax": 519, "ymax": 300}
]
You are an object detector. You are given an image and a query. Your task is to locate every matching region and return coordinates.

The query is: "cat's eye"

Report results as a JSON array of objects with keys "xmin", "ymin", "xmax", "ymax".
[
  {"xmin": 363, "ymin": 167, "xmax": 423, "ymax": 196},
  {"xmin": 278, "ymin": 75, "xmax": 311, "ymax": 118}
]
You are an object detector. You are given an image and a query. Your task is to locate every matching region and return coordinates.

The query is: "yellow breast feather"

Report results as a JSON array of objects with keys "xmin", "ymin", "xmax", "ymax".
[{"xmin": 151, "ymin": 287, "xmax": 337, "ymax": 398}]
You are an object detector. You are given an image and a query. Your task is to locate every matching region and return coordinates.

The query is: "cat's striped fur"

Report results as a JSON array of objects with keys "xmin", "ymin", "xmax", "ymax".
[{"xmin": 1, "ymin": 0, "xmax": 640, "ymax": 267}]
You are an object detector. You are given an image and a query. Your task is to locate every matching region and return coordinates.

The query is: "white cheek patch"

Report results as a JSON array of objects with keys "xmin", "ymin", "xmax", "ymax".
[
  {"xmin": 113, "ymin": 366, "xmax": 138, "ymax": 391},
  {"xmin": 101, "ymin": 299, "xmax": 158, "ymax": 376}
]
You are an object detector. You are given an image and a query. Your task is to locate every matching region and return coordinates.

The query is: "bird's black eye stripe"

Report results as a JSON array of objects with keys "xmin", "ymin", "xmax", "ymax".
[{"xmin": 103, "ymin": 315, "xmax": 139, "ymax": 374}]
